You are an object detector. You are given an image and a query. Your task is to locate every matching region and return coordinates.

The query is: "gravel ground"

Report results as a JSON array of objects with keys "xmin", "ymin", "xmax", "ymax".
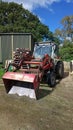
[{"xmin": 0, "ymin": 72, "xmax": 73, "ymax": 130}]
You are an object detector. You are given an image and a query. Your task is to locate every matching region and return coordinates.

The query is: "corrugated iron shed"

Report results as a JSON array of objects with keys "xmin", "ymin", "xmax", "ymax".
[{"xmin": 0, "ymin": 33, "xmax": 34, "ymax": 64}]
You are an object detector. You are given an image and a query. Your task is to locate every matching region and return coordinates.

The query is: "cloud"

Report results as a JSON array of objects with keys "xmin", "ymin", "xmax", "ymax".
[
  {"xmin": 3, "ymin": 0, "xmax": 73, "ymax": 12},
  {"xmin": 49, "ymin": 8, "xmax": 55, "ymax": 13},
  {"xmin": 38, "ymin": 16, "xmax": 45, "ymax": 23},
  {"xmin": 65, "ymin": 0, "xmax": 73, "ymax": 2},
  {"xmin": 4, "ymin": 0, "xmax": 60, "ymax": 11}
]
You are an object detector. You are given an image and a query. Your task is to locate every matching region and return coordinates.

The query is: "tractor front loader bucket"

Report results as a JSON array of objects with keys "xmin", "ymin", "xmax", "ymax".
[{"xmin": 2, "ymin": 72, "xmax": 39, "ymax": 99}]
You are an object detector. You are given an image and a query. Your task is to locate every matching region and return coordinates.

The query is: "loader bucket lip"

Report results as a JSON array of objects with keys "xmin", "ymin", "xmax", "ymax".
[{"xmin": 2, "ymin": 72, "xmax": 36, "ymax": 83}]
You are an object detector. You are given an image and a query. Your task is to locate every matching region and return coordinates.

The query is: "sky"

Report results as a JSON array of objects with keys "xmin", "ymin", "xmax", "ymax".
[{"xmin": 3, "ymin": 0, "xmax": 73, "ymax": 32}]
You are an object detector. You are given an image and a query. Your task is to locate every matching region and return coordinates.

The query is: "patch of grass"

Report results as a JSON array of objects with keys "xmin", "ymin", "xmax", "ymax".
[{"xmin": 0, "ymin": 65, "xmax": 5, "ymax": 79}]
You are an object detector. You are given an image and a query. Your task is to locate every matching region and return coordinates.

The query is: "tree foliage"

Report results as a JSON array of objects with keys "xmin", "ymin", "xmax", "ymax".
[
  {"xmin": 59, "ymin": 40, "xmax": 73, "ymax": 61},
  {"xmin": 54, "ymin": 16, "xmax": 73, "ymax": 61},
  {"xmin": 0, "ymin": 1, "xmax": 56, "ymax": 42},
  {"xmin": 61, "ymin": 16, "xmax": 73, "ymax": 38},
  {"xmin": 54, "ymin": 15, "xmax": 73, "ymax": 41}
]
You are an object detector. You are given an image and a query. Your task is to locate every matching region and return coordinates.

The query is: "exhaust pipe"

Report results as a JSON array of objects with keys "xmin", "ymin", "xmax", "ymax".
[{"xmin": 2, "ymin": 72, "xmax": 39, "ymax": 99}]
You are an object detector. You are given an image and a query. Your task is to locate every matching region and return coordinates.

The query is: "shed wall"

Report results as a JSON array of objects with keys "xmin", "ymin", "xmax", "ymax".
[
  {"xmin": 13, "ymin": 35, "xmax": 30, "ymax": 50},
  {"xmin": 1, "ymin": 35, "xmax": 12, "ymax": 64},
  {"xmin": 0, "ymin": 33, "xmax": 34, "ymax": 65},
  {"xmin": 0, "ymin": 36, "xmax": 2, "ymax": 62}
]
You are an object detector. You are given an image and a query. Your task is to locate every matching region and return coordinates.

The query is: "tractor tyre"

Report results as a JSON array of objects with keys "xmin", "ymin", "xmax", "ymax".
[
  {"xmin": 56, "ymin": 61, "xmax": 64, "ymax": 79},
  {"xmin": 47, "ymin": 71, "xmax": 56, "ymax": 87}
]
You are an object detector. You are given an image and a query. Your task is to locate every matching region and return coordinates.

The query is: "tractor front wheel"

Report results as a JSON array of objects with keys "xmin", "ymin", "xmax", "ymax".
[
  {"xmin": 47, "ymin": 71, "xmax": 56, "ymax": 87},
  {"xmin": 56, "ymin": 61, "xmax": 64, "ymax": 79}
]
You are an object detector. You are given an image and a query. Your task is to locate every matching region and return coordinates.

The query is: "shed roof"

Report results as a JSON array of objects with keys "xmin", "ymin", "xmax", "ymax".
[{"xmin": 0, "ymin": 33, "xmax": 32, "ymax": 36}]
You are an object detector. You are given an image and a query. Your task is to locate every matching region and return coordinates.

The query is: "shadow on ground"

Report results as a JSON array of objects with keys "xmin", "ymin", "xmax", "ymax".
[
  {"xmin": 37, "ymin": 71, "xmax": 69, "ymax": 100},
  {"xmin": 63, "ymin": 71, "xmax": 69, "ymax": 78},
  {"xmin": 56, "ymin": 71, "xmax": 69, "ymax": 85},
  {"xmin": 37, "ymin": 84, "xmax": 54, "ymax": 100}
]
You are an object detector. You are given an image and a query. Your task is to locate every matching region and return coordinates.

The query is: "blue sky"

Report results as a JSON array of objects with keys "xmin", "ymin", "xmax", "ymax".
[{"xmin": 4, "ymin": 0, "xmax": 73, "ymax": 32}]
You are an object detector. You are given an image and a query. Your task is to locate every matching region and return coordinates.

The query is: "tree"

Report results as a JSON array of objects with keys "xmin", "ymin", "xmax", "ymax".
[
  {"xmin": 54, "ymin": 16, "xmax": 73, "ymax": 41},
  {"xmin": 54, "ymin": 16, "xmax": 73, "ymax": 61},
  {"xmin": 61, "ymin": 16, "xmax": 73, "ymax": 39},
  {"xmin": 59, "ymin": 40, "xmax": 73, "ymax": 61},
  {"xmin": 0, "ymin": 1, "xmax": 55, "ymax": 42}
]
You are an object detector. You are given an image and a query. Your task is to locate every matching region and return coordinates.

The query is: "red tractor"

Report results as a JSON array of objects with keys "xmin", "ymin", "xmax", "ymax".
[{"xmin": 2, "ymin": 42, "xmax": 64, "ymax": 99}]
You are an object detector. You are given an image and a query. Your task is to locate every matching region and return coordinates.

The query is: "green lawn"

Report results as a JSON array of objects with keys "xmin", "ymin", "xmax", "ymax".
[{"xmin": 0, "ymin": 65, "xmax": 5, "ymax": 79}]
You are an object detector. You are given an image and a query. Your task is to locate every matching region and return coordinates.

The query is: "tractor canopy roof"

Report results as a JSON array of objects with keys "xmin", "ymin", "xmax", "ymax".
[{"xmin": 33, "ymin": 42, "xmax": 58, "ymax": 59}]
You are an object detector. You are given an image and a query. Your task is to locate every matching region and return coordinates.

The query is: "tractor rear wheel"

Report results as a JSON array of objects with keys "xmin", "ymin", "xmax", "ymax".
[
  {"xmin": 56, "ymin": 61, "xmax": 64, "ymax": 79},
  {"xmin": 47, "ymin": 71, "xmax": 56, "ymax": 87}
]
